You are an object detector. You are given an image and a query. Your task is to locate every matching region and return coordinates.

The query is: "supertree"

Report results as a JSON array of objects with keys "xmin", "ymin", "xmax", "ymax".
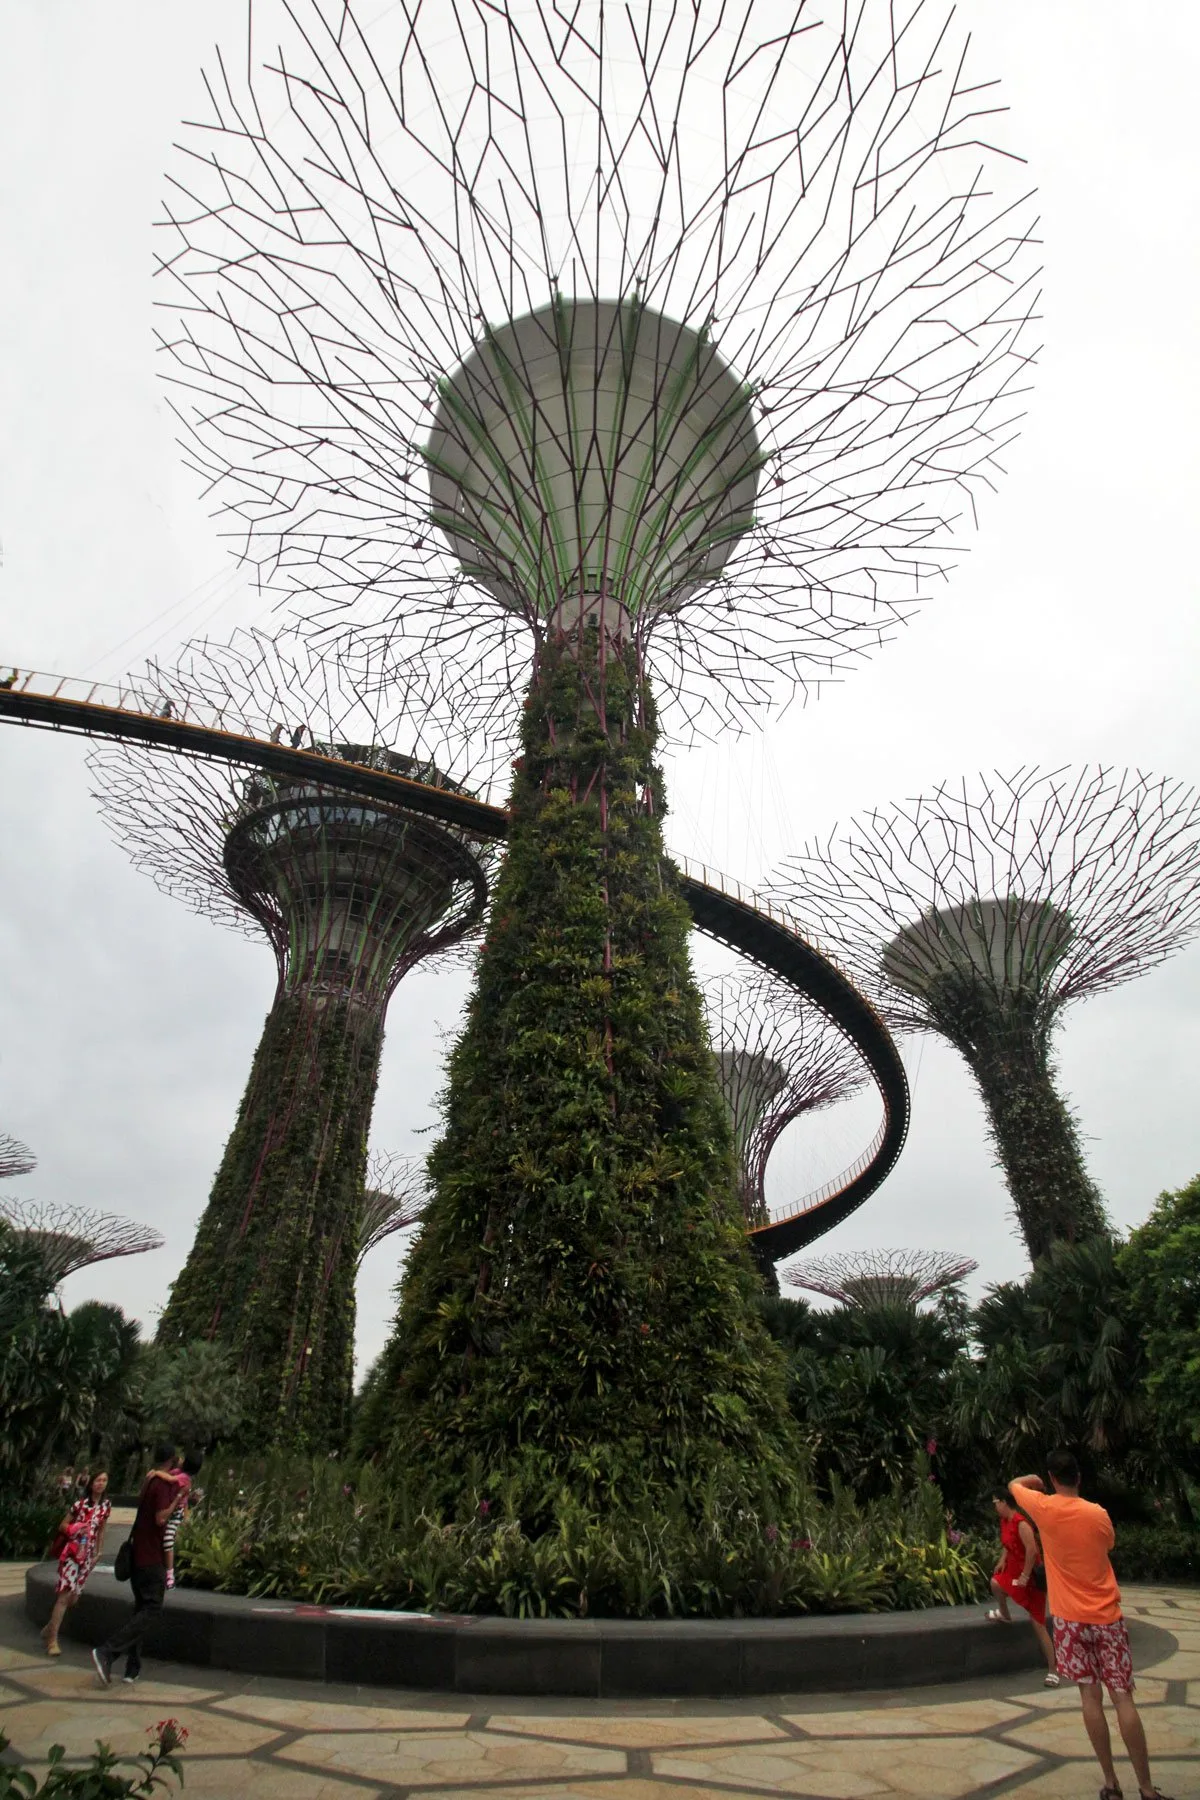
[
  {"xmin": 0, "ymin": 1136, "xmax": 35, "ymax": 1181},
  {"xmin": 90, "ymin": 632, "xmax": 492, "ymax": 1449},
  {"xmin": 155, "ymin": 0, "xmax": 1039, "ymax": 1511},
  {"xmin": 0, "ymin": 1200, "xmax": 163, "ymax": 1287},
  {"xmin": 774, "ymin": 767, "xmax": 1200, "ymax": 1262},
  {"xmin": 359, "ymin": 1152, "xmax": 427, "ymax": 1267},
  {"xmin": 702, "ymin": 973, "xmax": 867, "ymax": 1284},
  {"xmin": 785, "ymin": 1248, "xmax": 977, "ymax": 1310}
]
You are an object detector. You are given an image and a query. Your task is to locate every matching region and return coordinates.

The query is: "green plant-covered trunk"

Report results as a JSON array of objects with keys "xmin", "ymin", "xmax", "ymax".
[
  {"xmin": 360, "ymin": 629, "xmax": 799, "ymax": 1517},
  {"xmin": 967, "ymin": 1033, "xmax": 1109, "ymax": 1262},
  {"xmin": 159, "ymin": 992, "xmax": 378, "ymax": 1450}
]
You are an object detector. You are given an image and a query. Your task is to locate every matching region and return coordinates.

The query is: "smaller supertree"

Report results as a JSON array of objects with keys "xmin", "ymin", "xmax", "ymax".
[
  {"xmin": 0, "ymin": 1200, "xmax": 163, "ymax": 1286},
  {"xmin": 785, "ymin": 1248, "xmax": 977, "ymax": 1311},
  {"xmin": 776, "ymin": 767, "xmax": 1200, "ymax": 1261},
  {"xmin": 0, "ymin": 1135, "xmax": 35, "ymax": 1181},
  {"xmin": 702, "ymin": 974, "xmax": 867, "ymax": 1278},
  {"xmin": 359, "ymin": 1152, "xmax": 428, "ymax": 1267}
]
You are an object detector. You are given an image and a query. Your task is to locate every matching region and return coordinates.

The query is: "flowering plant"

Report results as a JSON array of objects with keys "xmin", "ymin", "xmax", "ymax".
[{"xmin": 0, "ymin": 1718, "xmax": 188, "ymax": 1795}]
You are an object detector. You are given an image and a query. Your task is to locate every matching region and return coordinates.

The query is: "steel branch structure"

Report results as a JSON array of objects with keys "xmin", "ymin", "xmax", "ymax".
[
  {"xmin": 89, "ymin": 631, "xmax": 495, "ymax": 1450},
  {"xmin": 0, "ymin": 1135, "xmax": 35, "ymax": 1182},
  {"xmin": 774, "ymin": 766, "xmax": 1200, "ymax": 1260},
  {"xmin": 360, "ymin": 1152, "xmax": 428, "ymax": 1267},
  {"xmin": 158, "ymin": 0, "xmax": 1039, "ymax": 763},
  {"xmin": 702, "ymin": 973, "xmax": 867, "ymax": 1274},
  {"xmin": 0, "ymin": 1200, "xmax": 163, "ymax": 1286},
  {"xmin": 785, "ymin": 1248, "xmax": 977, "ymax": 1310}
]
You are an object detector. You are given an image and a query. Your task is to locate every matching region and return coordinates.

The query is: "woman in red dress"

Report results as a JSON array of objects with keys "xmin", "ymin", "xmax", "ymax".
[
  {"xmin": 988, "ymin": 1487, "xmax": 1058, "ymax": 1684},
  {"xmin": 41, "ymin": 1471, "xmax": 111, "ymax": 1657}
]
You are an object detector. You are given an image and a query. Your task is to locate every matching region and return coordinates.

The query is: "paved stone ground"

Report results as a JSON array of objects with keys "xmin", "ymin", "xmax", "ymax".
[{"xmin": 2, "ymin": 1562, "xmax": 1198, "ymax": 1798}]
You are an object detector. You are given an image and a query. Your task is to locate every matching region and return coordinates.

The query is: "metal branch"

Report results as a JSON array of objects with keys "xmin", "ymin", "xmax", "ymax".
[
  {"xmin": 360, "ymin": 1151, "xmax": 428, "ymax": 1265},
  {"xmin": 0, "ymin": 1200, "xmax": 164, "ymax": 1284},
  {"xmin": 785, "ymin": 1247, "xmax": 977, "ymax": 1309},
  {"xmin": 702, "ymin": 972, "xmax": 867, "ymax": 1230},
  {"xmin": 0, "ymin": 1135, "xmax": 36, "ymax": 1182},
  {"xmin": 154, "ymin": 0, "xmax": 1040, "ymax": 776}
]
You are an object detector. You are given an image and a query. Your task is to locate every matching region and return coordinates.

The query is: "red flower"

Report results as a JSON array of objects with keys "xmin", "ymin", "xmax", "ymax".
[{"xmin": 925, "ymin": 1438, "xmax": 937, "ymax": 1456}]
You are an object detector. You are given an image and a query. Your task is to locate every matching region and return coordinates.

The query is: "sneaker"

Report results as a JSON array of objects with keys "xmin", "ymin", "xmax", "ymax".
[
  {"xmin": 91, "ymin": 1648, "xmax": 113, "ymax": 1687},
  {"xmin": 121, "ymin": 1672, "xmax": 139, "ymax": 1685}
]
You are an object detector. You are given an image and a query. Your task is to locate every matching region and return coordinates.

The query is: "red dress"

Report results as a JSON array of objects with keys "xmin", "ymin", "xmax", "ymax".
[{"xmin": 995, "ymin": 1511, "xmax": 1047, "ymax": 1624}]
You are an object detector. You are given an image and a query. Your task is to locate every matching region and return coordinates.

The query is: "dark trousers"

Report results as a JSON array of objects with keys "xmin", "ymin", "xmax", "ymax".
[{"xmin": 100, "ymin": 1563, "xmax": 166, "ymax": 1677}]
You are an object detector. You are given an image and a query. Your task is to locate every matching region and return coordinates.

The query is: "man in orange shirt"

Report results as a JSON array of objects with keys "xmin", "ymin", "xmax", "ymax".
[{"xmin": 1011, "ymin": 1451, "xmax": 1170, "ymax": 1800}]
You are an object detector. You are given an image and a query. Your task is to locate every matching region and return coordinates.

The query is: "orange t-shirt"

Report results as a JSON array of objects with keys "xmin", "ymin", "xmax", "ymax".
[{"xmin": 1010, "ymin": 1484, "xmax": 1121, "ymax": 1624}]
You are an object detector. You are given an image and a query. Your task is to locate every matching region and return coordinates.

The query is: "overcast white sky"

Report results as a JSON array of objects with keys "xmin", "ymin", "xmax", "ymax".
[{"xmin": 1, "ymin": 0, "xmax": 1198, "ymax": 1372}]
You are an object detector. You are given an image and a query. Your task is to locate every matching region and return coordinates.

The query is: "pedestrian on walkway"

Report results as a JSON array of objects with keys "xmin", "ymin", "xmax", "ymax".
[
  {"xmin": 986, "ymin": 1487, "xmax": 1058, "ymax": 1684},
  {"xmin": 92, "ymin": 1445, "xmax": 184, "ymax": 1687},
  {"xmin": 41, "ymin": 1472, "xmax": 111, "ymax": 1656},
  {"xmin": 1011, "ymin": 1452, "xmax": 1171, "ymax": 1800}
]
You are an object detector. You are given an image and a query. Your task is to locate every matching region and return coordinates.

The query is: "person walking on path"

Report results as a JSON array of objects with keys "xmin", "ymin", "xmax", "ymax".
[
  {"xmin": 92, "ymin": 1446, "xmax": 184, "ymax": 1687},
  {"xmin": 41, "ymin": 1472, "xmax": 111, "ymax": 1657},
  {"xmin": 986, "ymin": 1487, "xmax": 1058, "ymax": 1684},
  {"xmin": 1011, "ymin": 1451, "xmax": 1171, "ymax": 1800}
]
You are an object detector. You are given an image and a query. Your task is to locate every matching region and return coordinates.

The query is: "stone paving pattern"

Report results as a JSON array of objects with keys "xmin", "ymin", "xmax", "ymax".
[{"xmin": 2, "ymin": 1563, "xmax": 1198, "ymax": 1797}]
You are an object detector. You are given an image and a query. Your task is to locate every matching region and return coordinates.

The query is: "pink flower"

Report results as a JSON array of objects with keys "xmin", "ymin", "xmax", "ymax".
[
  {"xmin": 478, "ymin": 1499, "xmax": 491, "ymax": 1517},
  {"xmin": 765, "ymin": 1524, "xmax": 779, "ymax": 1544},
  {"xmin": 791, "ymin": 1537, "xmax": 812, "ymax": 1552},
  {"xmin": 925, "ymin": 1438, "xmax": 938, "ymax": 1455}
]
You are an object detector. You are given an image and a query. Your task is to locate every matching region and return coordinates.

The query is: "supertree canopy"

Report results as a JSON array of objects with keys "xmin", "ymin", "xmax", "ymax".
[
  {"xmin": 158, "ymin": 0, "xmax": 1040, "ymax": 755},
  {"xmin": 785, "ymin": 1248, "xmax": 977, "ymax": 1311},
  {"xmin": 156, "ymin": 0, "xmax": 1038, "ymax": 1513},
  {"xmin": 0, "ymin": 1135, "xmax": 35, "ymax": 1181},
  {"xmin": 774, "ymin": 767, "xmax": 1200, "ymax": 1262},
  {"xmin": 0, "ymin": 1200, "xmax": 163, "ymax": 1287},
  {"xmin": 359, "ymin": 1152, "xmax": 427, "ymax": 1267},
  {"xmin": 703, "ymin": 974, "xmax": 867, "ymax": 1272},
  {"xmin": 91, "ymin": 632, "xmax": 492, "ymax": 1450}
]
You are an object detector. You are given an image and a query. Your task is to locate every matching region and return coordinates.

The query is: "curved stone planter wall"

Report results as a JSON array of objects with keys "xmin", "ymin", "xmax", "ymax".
[{"xmin": 26, "ymin": 1564, "xmax": 1040, "ymax": 1697}]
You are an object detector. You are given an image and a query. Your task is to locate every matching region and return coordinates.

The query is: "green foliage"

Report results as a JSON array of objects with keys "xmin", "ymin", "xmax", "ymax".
[
  {"xmin": 0, "ymin": 1720, "xmax": 187, "ymax": 1797},
  {"xmin": 0, "ymin": 1496, "xmax": 61, "ymax": 1560},
  {"xmin": 158, "ymin": 993, "xmax": 378, "ymax": 1452},
  {"xmin": 1110, "ymin": 1522, "xmax": 1200, "ymax": 1586},
  {"xmin": 174, "ymin": 1457, "xmax": 985, "ymax": 1619},
  {"xmin": 138, "ymin": 1339, "xmax": 246, "ymax": 1451},
  {"xmin": 0, "ymin": 1227, "xmax": 143, "ymax": 1495},
  {"xmin": 1121, "ymin": 1172, "xmax": 1200, "ymax": 1449},
  {"xmin": 362, "ymin": 633, "xmax": 799, "ymax": 1518}
]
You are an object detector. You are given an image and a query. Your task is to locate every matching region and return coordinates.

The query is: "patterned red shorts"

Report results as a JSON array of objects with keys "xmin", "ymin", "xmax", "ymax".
[{"xmin": 1052, "ymin": 1617, "xmax": 1135, "ymax": 1691}]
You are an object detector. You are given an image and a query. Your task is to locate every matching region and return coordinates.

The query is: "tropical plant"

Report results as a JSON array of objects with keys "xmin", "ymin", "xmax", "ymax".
[
  {"xmin": 0, "ymin": 1719, "xmax": 187, "ymax": 1797},
  {"xmin": 138, "ymin": 1339, "xmax": 245, "ymax": 1451},
  {"xmin": 1121, "ymin": 1173, "xmax": 1200, "ymax": 1449}
]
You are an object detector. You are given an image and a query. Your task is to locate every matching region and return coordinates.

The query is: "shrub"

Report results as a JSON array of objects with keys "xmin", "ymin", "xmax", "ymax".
[
  {"xmin": 0, "ymin": 1719, "xmax": 187, "ymax": 1796},
  {"xmin": 174, "ymin": 1456, "xmax": 986, "ymax": 1619},
  {"xmin": 0, "ymin": 1497, "xmax": 61, "ymax": 1561},
  {"xmin": 1110, "ymin": 1523, "xmax": 1200, "ymax": 1586}
]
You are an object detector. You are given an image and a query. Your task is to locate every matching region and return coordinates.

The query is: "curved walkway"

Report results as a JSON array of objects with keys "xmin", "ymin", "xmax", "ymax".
[
  {"xmin": 0, "ymin": 673, "xmax": 909, "ymax": 1258},
  {"xmin": 2, "ymin": 1566, "xmax": 1197, "ymax": 1799}
]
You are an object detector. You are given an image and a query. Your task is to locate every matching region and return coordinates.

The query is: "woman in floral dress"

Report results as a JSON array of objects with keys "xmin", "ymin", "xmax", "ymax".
[{"xmin": 42, "ymin": 1471, "xmax": 111, "ymax": 1656}]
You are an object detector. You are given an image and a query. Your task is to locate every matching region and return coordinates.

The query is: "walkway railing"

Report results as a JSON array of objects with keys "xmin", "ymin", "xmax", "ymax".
[{"xmin": 0, "ymin": 664, "xmax": 909, "ymax": 1257}]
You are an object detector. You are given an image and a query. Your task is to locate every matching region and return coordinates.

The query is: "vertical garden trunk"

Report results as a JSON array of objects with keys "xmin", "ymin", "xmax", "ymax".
[
  {"xmin": 966, "ymin": 1031, "xmax": 1110, "ymax": 1262},
  {"xmin": 360, "ymin": 626, "xmax": 798, "ymax": 1516},
  {"xmin": 159, "ymin": 991, "xmax": 378, "ymax": 1450}
]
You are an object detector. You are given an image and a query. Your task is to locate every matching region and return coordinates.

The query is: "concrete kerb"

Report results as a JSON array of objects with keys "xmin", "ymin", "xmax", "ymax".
[{"xmin": 26, "ymin": 1562, "xmax": 1041, "ymax": 1698}]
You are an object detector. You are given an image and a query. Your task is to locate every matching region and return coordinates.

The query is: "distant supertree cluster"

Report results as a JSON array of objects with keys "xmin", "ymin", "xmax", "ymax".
[
  {"xmin": 702, "ymin": 973, "xmax": 867, "ymax": 1248},
  {"xmin": 775, "ymin": 766, "xmax": 1200, "ymax": 1260},
  {"xmin": 0, "ymin": 1199, "xmax": 164, "ymax": 1286},
  {"xmin": 0, "ymin": 1135, "xmax": 35, "ymax": 1181},
  {"xmin": 156, "ymin": 0, "xmax": 1040, "ymax": 766},
  {"xmin": 360, "ymin": 1152, "xmax": 428, "ymax": 1267},
  {"xmin": 785, "ymin": 1248, "xmax": 977, "ymax": 1310}
]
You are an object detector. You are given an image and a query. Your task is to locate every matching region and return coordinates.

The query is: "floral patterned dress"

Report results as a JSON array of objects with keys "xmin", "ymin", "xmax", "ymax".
[{"xmin": 54, "ymin": 1497, "xmax": 111, "ymax": 1598}]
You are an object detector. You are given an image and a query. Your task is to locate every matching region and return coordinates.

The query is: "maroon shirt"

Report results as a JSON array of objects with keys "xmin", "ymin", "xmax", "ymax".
[{"xmin": 130, "ymin": 1474, "xmax": 179, "ymax": 1569}]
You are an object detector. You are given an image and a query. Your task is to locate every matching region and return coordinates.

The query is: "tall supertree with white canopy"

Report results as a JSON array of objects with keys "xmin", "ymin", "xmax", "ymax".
[
  {"xmin": 156, "ymin": 0, "xmax": 1039, "ymax": 1510},
  {"xmin": 774, "ymin": 767, "xmax": 1200, "ymax": 1262},
  {"xmin": 91, "ymin": 631, "xmax": 491, "ymax": 1449},
  {"xmin": 785, "ymin": 1248, "xmax": 977, "ymax": 1311}
]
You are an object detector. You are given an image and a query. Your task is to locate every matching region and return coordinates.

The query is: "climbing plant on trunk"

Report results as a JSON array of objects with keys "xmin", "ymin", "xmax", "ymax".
[{"xmin": 361, "ymin": 626, "xmax": 799, "ymax": 1517}]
